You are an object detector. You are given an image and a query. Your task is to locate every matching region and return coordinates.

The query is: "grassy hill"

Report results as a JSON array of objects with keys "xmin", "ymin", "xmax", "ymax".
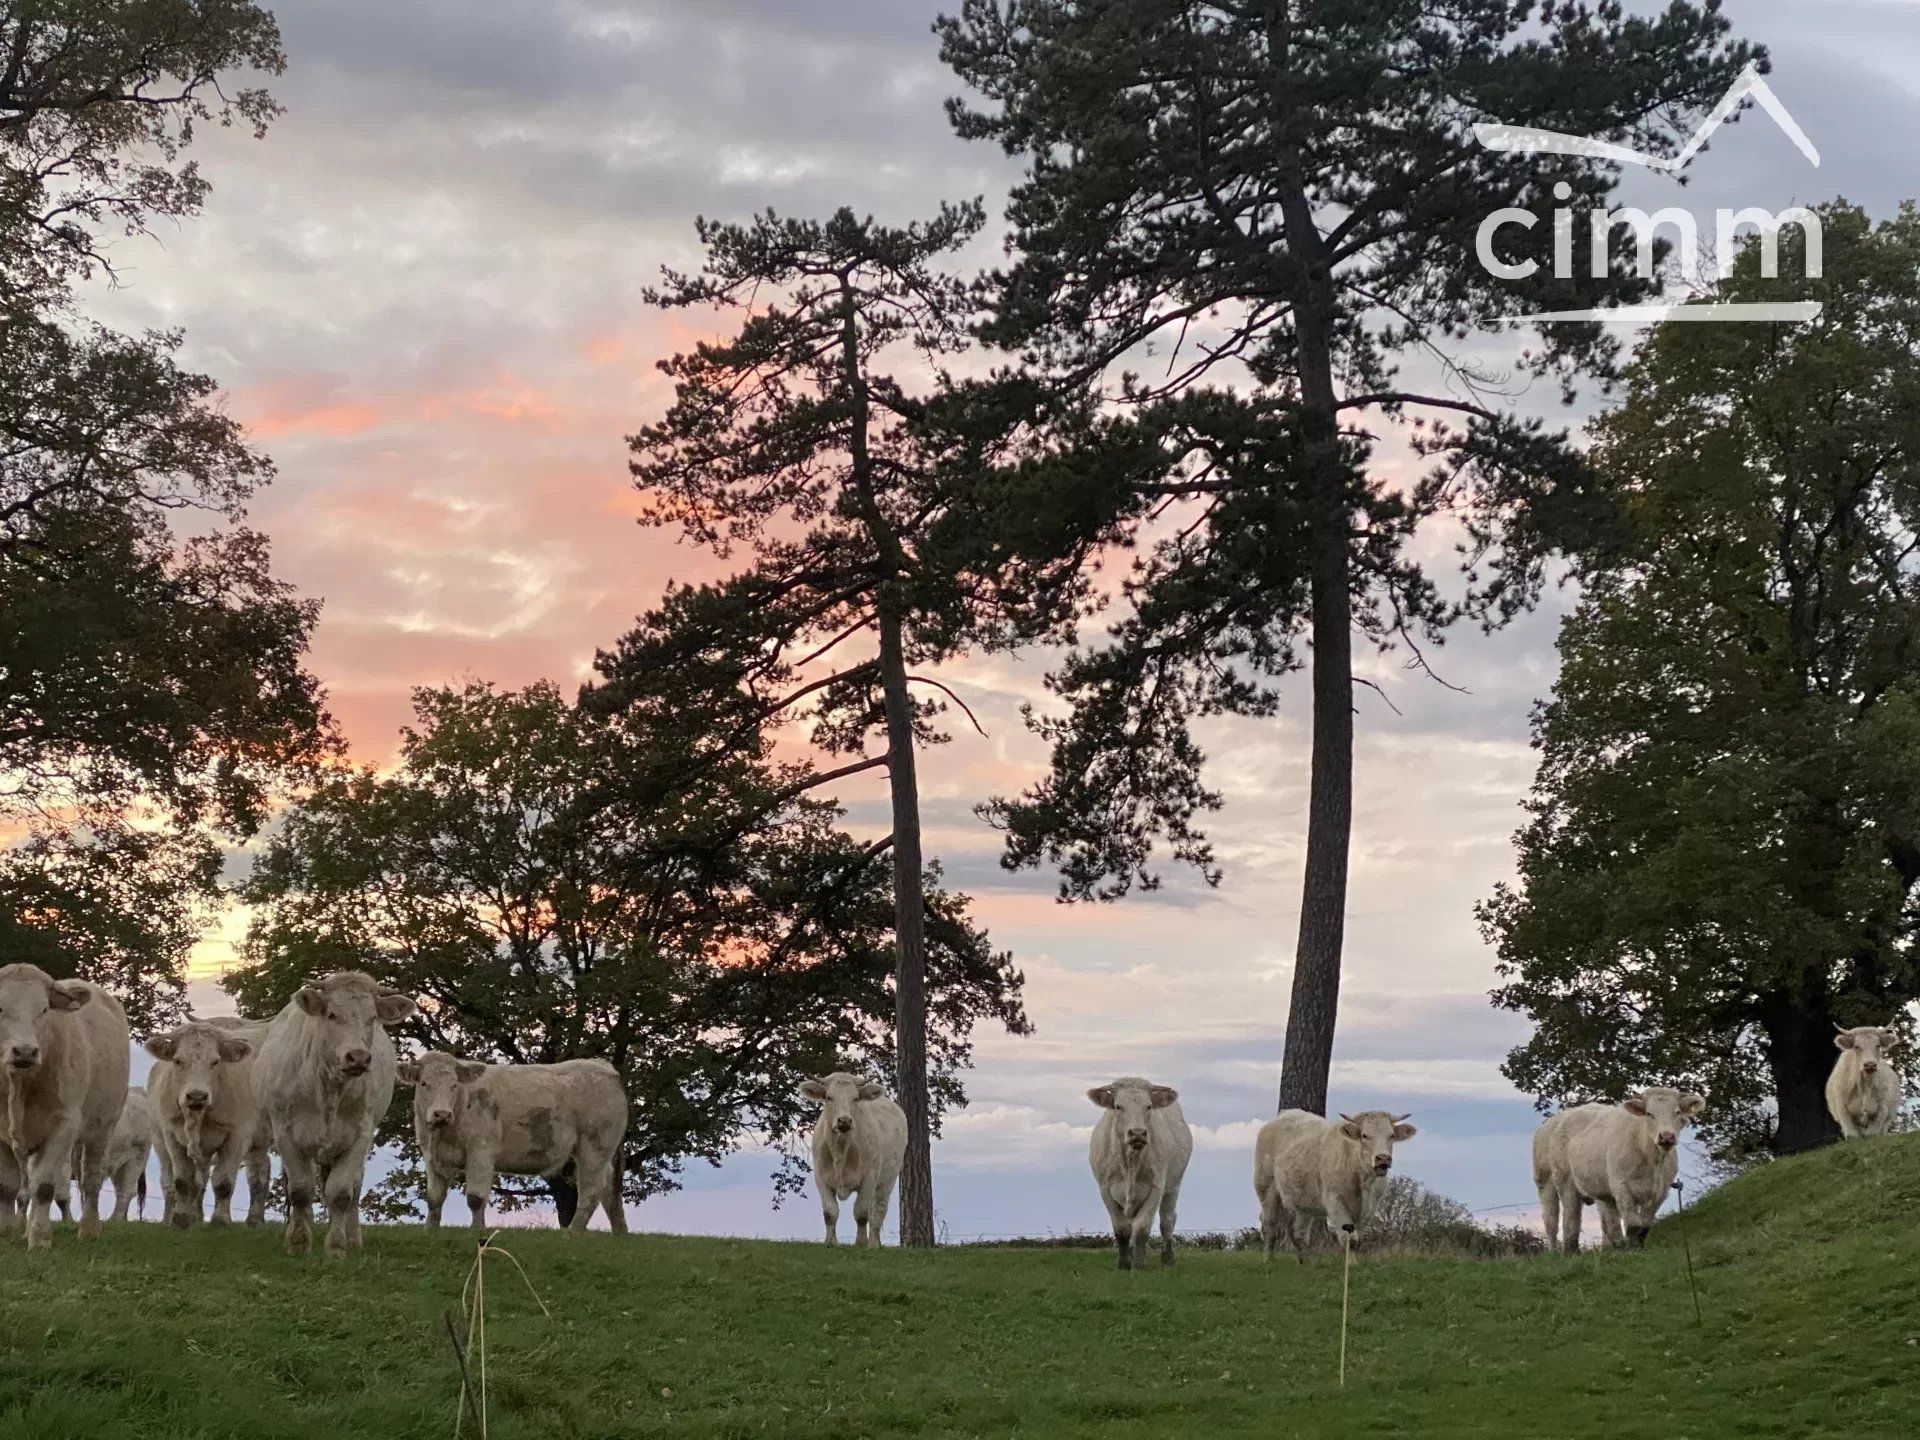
[{"xmin": 4, "ymin": 1134, "xmax": 1919, "ymax": 1439}]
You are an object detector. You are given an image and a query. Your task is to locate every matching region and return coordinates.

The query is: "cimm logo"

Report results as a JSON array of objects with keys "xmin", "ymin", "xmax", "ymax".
[{"xmin": 1473, "ymin": 65, "xmax": 1823, "ymax": 324}]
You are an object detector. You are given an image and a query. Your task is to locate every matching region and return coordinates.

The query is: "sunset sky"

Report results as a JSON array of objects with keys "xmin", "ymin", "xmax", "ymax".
[{"xmin": 94, "ymin": 0, "xmax": 1920, "ymax": 1238}]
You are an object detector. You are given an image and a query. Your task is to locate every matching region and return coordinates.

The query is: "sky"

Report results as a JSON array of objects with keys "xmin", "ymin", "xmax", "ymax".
[{"xmin": 84, "ymin": 0, "xmax": 1920, "ymax": 1240}]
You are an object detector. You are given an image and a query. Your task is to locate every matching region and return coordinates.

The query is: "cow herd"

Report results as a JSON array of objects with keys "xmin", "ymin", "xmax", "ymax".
[{"xmin": 0, "ymin": 960, "xmax": 1908, "ymax": 1262}]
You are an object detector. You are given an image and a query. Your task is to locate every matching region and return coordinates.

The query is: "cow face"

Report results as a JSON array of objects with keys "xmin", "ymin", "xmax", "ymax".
[
  {"xmin": 0, "ymin": 964, "xmax": 90, "ymax": 1077},
  {"xmin": 292, "ymin": 975, "xmax": 416, "ymax": 1080},
  {"xmin": 1338, "ymin": 1111, "xmax": 1416, "ymax": 1177},
  {"xmin": 1621, "ymin": 1087, "xmax": 1706, "ymax": 1151},
  {"xmin": 145, "ymin": 1024, "xmax": 252, "ymax": 1113},
  {"xmin": 1836, "ymin": 1026, "xmax": 1897, "ymax": 1077},
  {"xmin": 397, "ymin": 1052, "xmax": 487, "ymax": 1131},
  {"xmin": 1088, "ymin": 1080, "xmax": 1179, "ymax": 1153},
  {"xmin": 799, "ymin": 1072, "xmax": 883, "ymax": 1137}
]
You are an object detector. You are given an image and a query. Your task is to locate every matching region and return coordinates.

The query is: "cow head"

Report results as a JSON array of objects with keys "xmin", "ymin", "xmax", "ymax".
[
  {"xmin": 1836, "ymin": 1025, "xmax": 1897, "ymax": 1076},
  {"xmin": 397, "ymin": 1051, "xmax": 487, "ymax": 1131},
  {"xmin": 145, "ymin": 1023, "xmax": 253, "ymax": 1113},
  {"xmin": 1621, "ymin": 1086, "xmax": 1706, "ymax": 1151},
  {"xmin": 292, "ymin": 973, "xmax": 416, "ymax": 1080},
  {"xmin": 1338, "ymin": 1111, "xmax": 1416, "ymax": 1177},
  {"xmin": 0, "ymin": 964, "xmax": 90, "ymax": 1077},
  {"xmin": 1088, "ymin": 1078, "xmax": 1179, "ymax": 1153},
  {"xmin": 799, "ymin": 1072, "xmax": 883, "ymax": 1136}
]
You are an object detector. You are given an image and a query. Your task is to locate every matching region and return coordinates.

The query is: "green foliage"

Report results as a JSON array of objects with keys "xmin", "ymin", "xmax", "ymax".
[
  {"xmin": 0, "ymin": 0, "xmax": 285, "ymax": 308},
  {"xmin": 231, "ymin": 681, "xmax": 1028, "ymax": 1205},
  {"xmin": 7, "ymin": 1135, "xmax": 1920, "ymax": 1437},
  {"xmin": 1484, "ymin": 204, "xmax": 1920, "ymax": 1156},
  {"xmin": 0, "ymin": 1, "xmax": 321, "ymax": 1019}
]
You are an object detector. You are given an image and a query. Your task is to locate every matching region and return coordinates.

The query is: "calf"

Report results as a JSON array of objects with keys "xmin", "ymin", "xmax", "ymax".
[
  {"xmin": 1827, "ymin": 1026, "xmax": 1901, "ymax": 1138},
  {"xmin": 54, "ymin": 1085, "xmax": 156, "ymax": 1224},
  {"xmin": 1254, "ymin": 1108, "xmax": 1415, "ymax": 1262},
  {"xmin": 255, "ymin": 972, "xmax": 417, "ymax": 1257},
  {"xmin": 801, "ymin": 1072, "xmax": 906, "ymax": 1247},
  {"xmin": 1088, "ymin": 1076, "xmax": 1193, "ymax": 1270},
  {"xmin": 0, "ymin": 964, "xmax": 131, "ymax": 1248},
  {"xmin": 145, "ymin": 1021, "xmax": 271, "ymax": 1227},
  {"xmin": 1534, "ymin": 1087, "xmax": 1705, "ymax": 1251},
  {"xmin": 397, "ymin": 1052, "xmax": 630, "ymax": 1233}
]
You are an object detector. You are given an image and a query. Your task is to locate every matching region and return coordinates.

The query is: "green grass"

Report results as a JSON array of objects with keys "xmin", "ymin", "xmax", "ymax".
[{"xmin": 5, "ymin": 1135, "xmax": 1920, "ymax": 1439}]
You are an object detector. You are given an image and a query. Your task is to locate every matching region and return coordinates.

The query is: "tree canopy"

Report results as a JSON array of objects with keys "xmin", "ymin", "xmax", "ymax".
[
  {"xmin": 937, "ymin": 0, "xmax": 1761, "ymax": 1112},
  {"xmin": 1482, "ymin": 204, "xmax": 1920, "ymax": 1156},
  {"xmin": 231, "ymin": 681, "xmax": 1029, "ymax": 1213}
]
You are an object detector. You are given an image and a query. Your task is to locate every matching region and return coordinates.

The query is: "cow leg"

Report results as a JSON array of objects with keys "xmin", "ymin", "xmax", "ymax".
[
  {"xmin": 165, "ymin": 1132, "xmax": 204, "ymax": 1229},
  {"xmin": 324, "ymin": 1153, "xmax": 367, "ymax": 1256},
  {"xmin": 566, "ymin": 1148, "xmax": 603, "ymax": 1235},
  {"xmin": 243, "ymin": 1145, "xmax": 268, "ymax": 1228},
  {"xmin": 1102, "ymin": 1191, "xmax": 1133, "ymax": 1271},
  {"xmin": 1129, "ymin": 1184, "xmax": 1162, "ymax": 1270},
  {"xmin": 864, "ymin": 1175, "xmax": 896, "ymax": 1249},
  {"xmin": 74, "ymin": 1136, "xmax": 107, "ymax": 1238},
  {"xmin": 25, "ymin": 1121, "xmax": 82, "ymax": 1249},
  {"xmin": 602, "ymin": 1152, "xmax": 629, "ymax": 1235},
  {"xmin": 819, "ymin": 1180, "xmax": 840, "ymax": 1244},
  {"xmin": 1560, "ymin": 1190, "xmax": 1585, "ymax": 1255},
  {"xmin": 110, "ymin": 1156, "xmax": 141, "ymax": 1223},
  {"xmin": 1595, "ymin": 1197, "xmax": 1625, "ymax": 1250},
  {"xmin": 424, "ymin": 1165, "xmax": 449, "ymax": 1228},
  {"xmin": 1288, "ymin": 1208, "xmax": 1313, "ymax": 1265},
  {"xmin": 281, "ymin": 1148, "xmax": 318, "ymax": 1256},
  {"xmin": 209, "ymin": 1148, "xmax": 242, "ymax": 1226},
  {"xmin": 1259, "ymin": 1188, "xmax": 1284, "ymax": 1263},
  {"xmin": 464, "ymin": 1155, "xmax": 494, "ymax": 1235},
  {"xmin": 0, "ymin": 1143, "xmax": 21, "ymax": 1233},
  {"xmin": 1158, "ymin": 1183, "xmax": 1180, "ymax": 1266}
]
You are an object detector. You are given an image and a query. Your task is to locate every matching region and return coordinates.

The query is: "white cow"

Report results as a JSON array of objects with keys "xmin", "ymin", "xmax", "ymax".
[
  {"xmin": 1254, "ymin": 1108, "xmax": 1415, "ymax": 1262},
  {"xmin": 145, "ymin": 1020, "xmax": 271, "ymax": 1227},
  {"xmin": 1534, "ymin": 1086, "xmax": 1705, "ymax": 1252},
  {"xmin": 398, "ymin": 1052, "xmax": 630, "ymax": 1233},
  {"xmin": 800, "ymin": 1072, "xmax": 906, "ymax": 1247},
  {"xmin": 0, "ymin": 964, "xmax": 131, "ymax": 1248},
  {"xmin": 1826, "ymin": 1026, "xmax": 1901, "ymax": 1138},
  {"xmin": 1088, "ymin": 1076, "xmax": 1192, "ymax": 1270},
  {"xmin": 255, "ymin": 972, "xmax": 417, "ymax": 1257},
  {"xmin": 53, "ymin": 1085, "xmax": 156, "ymax": 1224}
]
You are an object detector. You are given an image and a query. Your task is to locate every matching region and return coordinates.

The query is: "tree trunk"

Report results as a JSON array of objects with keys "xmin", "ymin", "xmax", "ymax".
[
  {"xmin": 1278, "ymin": 528, "xmax": 1354, "ymax": 1116},
  {"xmin": 548, "ymin": 1169, "xmax": 579, "ymax": 1229},
  {"xmin": 1763, "ymin": 1000, "xmax": 1841, "ymax": 1154},
  {"xmin": 878, "ymin": 598, "xmax": 935, "ymax": 1246},
  {"xmin": 1262, "ymin": 13, "xmax": 1355, "ymax": 1111}
]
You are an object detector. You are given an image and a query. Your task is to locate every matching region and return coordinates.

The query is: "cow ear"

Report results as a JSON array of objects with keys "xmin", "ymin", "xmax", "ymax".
[
  {"xmin": 46, "ymin": 981, "xmax": 89, "ymax": 1012},
  {"xmin": 395, "ymin": 1061, "xmax": 419, "ymax": 1085},
  {"xmin": 375, "ymin": 993, "xmax": 417, "ymax": 1024},
  {"xmin": 1879, "ymin": 1029, "xmax": 1899, "ymax": 1047},
  {"xmin": 856, "ymin": 1080, "xmax": 884, "ymax": 1101},
  {"xmin": 1148, "ymin": 1086, "xmax": 1178, "ymax": 1109},
  {"xmin": 1338, "ymin": 1116, "xmax": 1364, "ymax": 1141},
  {"xmin": 455, "ymin": 1061, "xmax": 487, "ymax": 1083},
  {"xmin": 294, "ymin": 987, "xmax": 327, "ymax": 1017},
  {"xmin": 1622, "ymin": 1094, "xmax": 1649, "ymax": 1116},
  {"xmin": 217, "ymin": 1036, "xmax": 253, "ymax": 1064},
  {"xmin": 1835, "ymin": 1030, "xmax": 1857, "ymax": 1050},
  {"xmin": 1087, "ymin": 1086, "xmax": 1116, "ymax": 1109},
  {"xmin": 144, "ymin": 1034, "xmax": 178, "ymax": 1062},
  {"xmin": 1392, "ymin": 1122, "xmax": 1418, "ymax": 1142},
  {"xmin": 799, "ymin": 1078, "xmax": 828, "ymax": 1102},
  {"xmin": 1679, "ymin": 1092, "xmax": 1707, "ymax": 1117}
]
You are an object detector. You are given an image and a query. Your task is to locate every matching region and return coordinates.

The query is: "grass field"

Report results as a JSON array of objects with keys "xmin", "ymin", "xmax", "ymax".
[{"xmin": 4, "ymin": 1135, "xmax": 1919, "ymax": 1439}]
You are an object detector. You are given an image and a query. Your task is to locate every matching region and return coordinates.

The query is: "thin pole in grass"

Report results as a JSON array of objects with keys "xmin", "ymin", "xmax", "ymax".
[
  {"xmin": 455, "ymin": 1229, "xmax": 552, "ymax": 1440},
  {"xmin": 1339, "ymin": 1229, "xmax": 1354, "ymax": 1389},
  {"xmin": 1671, "ymin": 1180, "xmax": 1703, "ymax": 1328}
]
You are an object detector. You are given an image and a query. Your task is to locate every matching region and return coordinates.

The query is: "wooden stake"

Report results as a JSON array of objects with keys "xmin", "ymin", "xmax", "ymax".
[{"xmin": 1339, "ymin": 1233, "xmax": 1352, "ymax": 1389}]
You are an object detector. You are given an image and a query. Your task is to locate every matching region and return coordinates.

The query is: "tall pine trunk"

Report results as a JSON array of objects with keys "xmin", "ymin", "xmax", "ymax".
[
  {"xmin": 1266, "ymin": 13, "xmax": 1355, "ymax": 1113},
  {"xmin": 878, "ymin": 598, "xmax": 935, "ymax": 1245},
  {"xmin": 1279, "ymin": 529, "xmax": 1354, "ymax": 1116}
]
